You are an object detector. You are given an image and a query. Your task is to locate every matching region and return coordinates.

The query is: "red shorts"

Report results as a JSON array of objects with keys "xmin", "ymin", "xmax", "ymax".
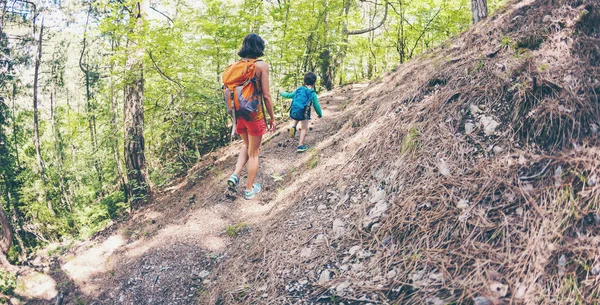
[{"xmin": 236, "ymin": 117, "xmax": 266, "ymax": 136}]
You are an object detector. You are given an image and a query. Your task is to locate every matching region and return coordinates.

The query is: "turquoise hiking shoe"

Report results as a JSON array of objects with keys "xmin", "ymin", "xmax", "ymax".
[
  {"xmin": 297, "ymin": 145, "xmax": 309, "ymax": 153},
  {"xmin": 288, "ymin": 126, "xmax": 296, "ymax": 138},
  {"xmin": 244, "ymin": 183, "xmax": 261, "ymax": 200},
  {"xmin": 227, "ymin": 174, "xmax": 240, "ymax": 191}
]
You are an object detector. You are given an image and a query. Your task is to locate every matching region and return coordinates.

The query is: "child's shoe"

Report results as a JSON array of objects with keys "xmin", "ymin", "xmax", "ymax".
[
  {"xmin": 297, "ymin": 145, "xmax": 309, "ymax": 153},
  {"xmin": 227, "ymin": 174, "xmax": 239, "ymax": 191},
  {"xmin": 244, "ymin": 183, "xmax": 261, "ymax": 200},
  {"xmin": 288, "ymin": 126, "xmax": 296, "ymax": 138}
]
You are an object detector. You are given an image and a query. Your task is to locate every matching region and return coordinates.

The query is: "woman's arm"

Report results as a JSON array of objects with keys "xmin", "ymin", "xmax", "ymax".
[{"xmin": 257, "ymin": 61, "xmax": 276, "ymax": 130}]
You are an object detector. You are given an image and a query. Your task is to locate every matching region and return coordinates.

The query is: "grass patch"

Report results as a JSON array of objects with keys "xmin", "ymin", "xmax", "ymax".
[
  {"xmin": 308, "ymin": 150, "xmax": 320, "ymax": 169},
  {"xmin": 400, "ymin": 128, "xmax": 420, "ymax": 156},
  {"xmin": 226, "ymin": 222, "xmax": 249, "ymax": 238}
]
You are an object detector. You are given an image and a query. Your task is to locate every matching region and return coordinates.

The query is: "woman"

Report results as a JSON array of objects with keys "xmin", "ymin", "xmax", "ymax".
[{"xmin": 226, "ymin": 34, "xmax": 276, "ymax": 200}]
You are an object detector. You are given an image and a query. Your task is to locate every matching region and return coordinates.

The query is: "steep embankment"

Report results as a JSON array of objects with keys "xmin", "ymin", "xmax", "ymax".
[{"xmin": 202, "ymin": 0, "xmax": 600, "ymax": 304}]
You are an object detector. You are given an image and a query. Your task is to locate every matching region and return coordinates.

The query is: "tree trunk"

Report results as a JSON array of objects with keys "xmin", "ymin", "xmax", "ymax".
[
  {"xmin": 80, "ymin": 7, "xmax": 103, "ymax": 188},
  {"xmin": 33, "ymin": 17, "xmax": 53, "ymax": 215},
  {"xmin": 124, "ymin": 1, "xmax": 150, "ymax": 207},
  {"xmin": 50, "ymin": 91, "xmax": 71, "ymax": 211},
  {"xmin": 471, "ymin": 0, "xmax": 488, "ymax": 24},
  {"xmin": 0, "ymin": 189, "xmax": 12, "ymax": 254},
  {"xmin": 110, "ymin": 56, "xmax": 128, "ymax": 198}
]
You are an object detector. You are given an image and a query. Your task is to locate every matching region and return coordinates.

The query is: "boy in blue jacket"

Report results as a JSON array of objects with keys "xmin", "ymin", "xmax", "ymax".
[{"xmin": 280, "ymin": 72, "xmax": 322, "ymax": 152}]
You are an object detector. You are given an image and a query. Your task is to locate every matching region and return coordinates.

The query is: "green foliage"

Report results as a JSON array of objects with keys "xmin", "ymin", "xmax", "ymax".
[
  {"xmin": 0, "ymin": 271, "xmax": 17, "ymax": 295},
  {"xmin": 501, "ymin": 36, "xmax": 512, "ymax": 47}
]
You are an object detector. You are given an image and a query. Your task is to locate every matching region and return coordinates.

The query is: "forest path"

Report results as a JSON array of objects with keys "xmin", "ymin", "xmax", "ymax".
[{"xmin": 20, "ymin": 83, "xmax": 368, "ymax": 305}]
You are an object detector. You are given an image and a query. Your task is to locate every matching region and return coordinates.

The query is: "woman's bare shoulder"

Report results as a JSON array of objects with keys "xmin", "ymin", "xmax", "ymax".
[{"xmin": 255, "ymin": 60, "xmax": 269, "ymax": 70}]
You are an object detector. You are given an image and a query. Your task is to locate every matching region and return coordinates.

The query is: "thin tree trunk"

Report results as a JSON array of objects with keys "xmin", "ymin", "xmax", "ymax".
[
  {"xmin": 0, "ymin": 180, "xmax": 12, "ymax": 254},
  {"xmin": 11, "ymin": 85, "xmax": 19, "ymax": 168},
  {"xmin": 80, "ymin": 7, "xmax": 103, "ymax": 187},
  {"xmin": 32, "ymin": 17, "xmax": 53, "ymax": 215},
  {"xmin": 50, "ymin": 91, "xmax": 71, "ymax": 211},
  {"xmin": 124, "ymin": 1, "xmax": 150, "ymax": 207},
  {"xmin": 471, "ymin": 0, "xmax": 488, "ymax": 24}
]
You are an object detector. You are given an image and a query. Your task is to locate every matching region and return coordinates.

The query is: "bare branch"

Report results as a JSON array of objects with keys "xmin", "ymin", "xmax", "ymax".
[
  {"xmin": 408, "ymin": 8, "xmax": 441, "ymax": 58},
  {"xmin": 347, "ymin": 1, "xmax": 389, "ymax": 35},
  {"xmin": 150, "ymin": 6, "xmax": 174, "ymax": 25},
  {"xmin": 147, "ymin": 50, "xmax": 184, "ymax": 91}
]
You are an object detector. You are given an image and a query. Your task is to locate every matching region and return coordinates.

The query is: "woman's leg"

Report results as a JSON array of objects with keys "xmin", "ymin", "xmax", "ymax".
[
  {"xmin": 233, "ymin": 133, "xmax": 249, "ymax": 177},
  {"xmin": 298, "ymin": 120, "xmax": 309, "ymax": 146},
  {"xmin": 245, "ymin": 134, "xmax": 263, "ymax": 190}
]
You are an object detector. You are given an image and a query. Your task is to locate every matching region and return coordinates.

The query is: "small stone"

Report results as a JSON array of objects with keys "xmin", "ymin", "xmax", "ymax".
[
  {"xmin": 368, "ymin": 201, "xmax": 389, "ymax": 218},
  {"xmin": 465, "ymin": 122, "xmax": 476, "ymax": 135},
  {"xmin": 333, "ymin": 219, "xmax": 346, "ymax": 238},
  {"xmin": 493, "ymin": 146, "xmax": 504, "ymax": 154},
  {"xmin": 438, "ymin": 158, "xmax": 451, "ymax": 177},
  {"xmin": 318, "ymin": 270, "xmax": 331, "ymax": 284},
  {"xmin": 359, "ymin": 250, "xmax": 373, "ymax": 259},
  {"xmin": 349, "ymin": 245, "xmax": 362, "ymax": 255},
  {"xmin": 335, "ymin": 281, "xmax": 351, "ymax": 294},
  {"xmin": 516, "ymin": 207, "xmax": 524, "ymax": 216},
  {"xmin": 317, "ymin": 204, "xmax": 327, "ymax": 211},
  {"xmin": 299, "ymin": 279, "xmax": 308, "ymax": 285},
  {"xmin": 518, "ymin": 155, "xmax": 527, "ymax": 165},
  {"xmin": 473, "ymin": 296, "xmax": 493, "ymax": 305},
  {"xmin": 514, "ymin": 282, "xmax": 527, "ymax": 299},
  {"xmin": 456, "ymin": 199, "xmax": 470, "ymax": 209},
  {"xmin": 370, "ymin": 223, "xmax": 381, "ymax": 231},
  {"xmin": 386, "ymin": 269, "xmax": 397, "ymax": 279},
  {"xmin": 198, "ymin": 270, "xmax": 210, "ymax": 278},
  {"xmin": 351, "ymin": 263, "xmax": 364, "ymax": 273},
  {"xmin": 558, "ymin": 254, "xmax": 567, "ymax": 276},
  {"xmin": 300, "ymin": 247, "xmax": 312, "ymax": 258},
  {"xmin": 490, "ymin": 282, "xmax": 508, "ymax": 298},
  {"xmin": 480, "ymin": 115, "xmax": 500, "ymax": 135},
  {"xmin": 370, "ymin": 189, "xmax": 386, "ymax": 203},
  {"xmin": 543, "ymin": 15, "xmax": 552, "ymax": 23},
  {"xmin": 554, "ymin": 165, "xmax": 563, "ymax": 187},
  {"xmin": 564, "ymin": 74, "xmax": 573, "ymax": 83},
  {"xmin": 587, "ymin": 175, "xmax": 597, "ymax": 187},
  {"xmin": 469, "ymin": 104, "xmax": 482, "ymax": 115},
  {"xmin": 429, "ymin": 272, "xmax": 444, "ymax": 281},
  {"xmin": 591, "ymin": 265, "xmax": 600, "ymax": 276}
]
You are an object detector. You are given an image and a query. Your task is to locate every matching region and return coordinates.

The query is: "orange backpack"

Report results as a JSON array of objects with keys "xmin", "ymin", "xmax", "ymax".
[{"xmin": 222, "ymin": 59, "xmax": 264, "ymax": 125}]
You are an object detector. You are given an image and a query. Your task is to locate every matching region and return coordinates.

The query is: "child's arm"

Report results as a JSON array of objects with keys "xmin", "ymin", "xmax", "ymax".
[
  {"xmin": 311, "ymin": 92, "xmax": 323, "ymax": 118},
  {"xmin": 280, "ymin": 90, "xmax": 295, "ymax": 99}
]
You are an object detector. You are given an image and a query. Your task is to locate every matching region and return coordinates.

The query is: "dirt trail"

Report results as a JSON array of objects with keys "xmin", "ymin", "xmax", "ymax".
[{"xmin": 17, "ymin": 84, "xmax": 368, "ymax": 305}]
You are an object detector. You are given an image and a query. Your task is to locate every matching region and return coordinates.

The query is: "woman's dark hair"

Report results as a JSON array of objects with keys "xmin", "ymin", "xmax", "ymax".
[
  {"xmin": 238, "ymin": 33, "xmax": 265, "ymax": 58},
  {"xmin": 304, "ymin": 72, "xmax": 317, "ymax": 86}
]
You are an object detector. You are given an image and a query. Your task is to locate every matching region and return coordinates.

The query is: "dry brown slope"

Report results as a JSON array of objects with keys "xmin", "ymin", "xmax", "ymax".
[{"xmin": 204, "ymin": 0, "xmax": 600, "ymax": 304}]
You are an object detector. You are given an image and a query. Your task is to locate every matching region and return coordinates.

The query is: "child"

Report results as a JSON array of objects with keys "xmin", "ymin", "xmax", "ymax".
[{"xmin": 280, "ymin": 72, "xmax": 322, "ymax": 153}]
